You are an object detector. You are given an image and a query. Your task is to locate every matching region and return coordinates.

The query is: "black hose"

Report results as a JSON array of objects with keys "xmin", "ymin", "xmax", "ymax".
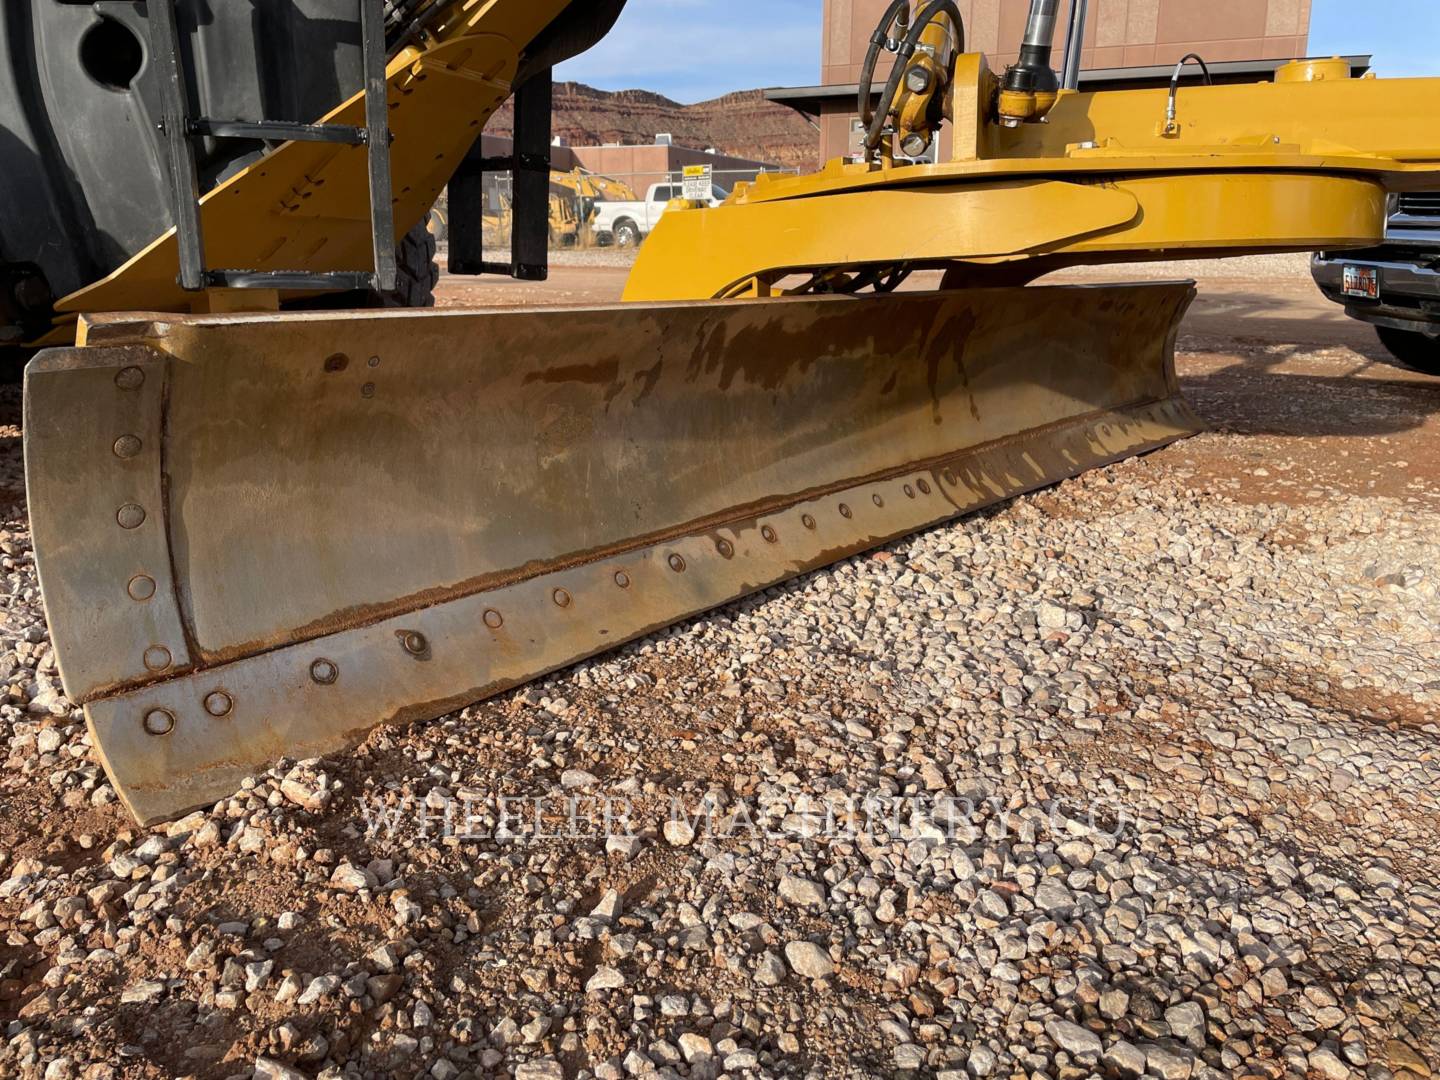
[
  {"xmin": 858, "ymin": 0, "xmax": 912, "ymax": 132},
  {"xmin": 864, "ymin": 0, "xmax": 965, "ymax": 156},
  {"xmin": 387, "ymin": 0, "xmax": 449, "ymax": 55},
  {"xmin": 792, "ymin": 264, "xmax": 914, "ymax": 295},
  {"xmin": 1170, "ymin": 53, "xmax": 1214, "ymax": 91},
  {"xmin": 1165, "ymin": 54, "xmax": 1213, "ymax": 126}
]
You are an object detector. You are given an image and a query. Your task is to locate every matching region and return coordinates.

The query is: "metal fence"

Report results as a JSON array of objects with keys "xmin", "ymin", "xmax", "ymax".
[{"xmin": 426, "ymin": 166, "xmax": 801, "ymax": 253}]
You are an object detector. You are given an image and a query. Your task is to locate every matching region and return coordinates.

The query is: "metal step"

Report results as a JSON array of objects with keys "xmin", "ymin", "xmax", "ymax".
[{"xmin": 148, "ymin": 0, "xmax": 396, "ymax": 293}]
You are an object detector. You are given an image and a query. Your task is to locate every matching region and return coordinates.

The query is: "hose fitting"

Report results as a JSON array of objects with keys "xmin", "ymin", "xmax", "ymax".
[
  {"xmin": 860, "ymin": 0, "xmax": 965, "ymax": 160},
  {"xmin": 997, "ymin": 0, "xmax": 1061, "ymax": 127},
  {"xmin": 1162, "ymin": 53, "xmax": 1213, "ymax": 136}
]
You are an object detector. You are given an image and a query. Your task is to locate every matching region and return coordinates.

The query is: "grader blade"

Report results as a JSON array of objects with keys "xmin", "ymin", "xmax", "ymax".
[{"xmin": 25, "ymin": 282, "xmax": 1198, "ymax": 824}]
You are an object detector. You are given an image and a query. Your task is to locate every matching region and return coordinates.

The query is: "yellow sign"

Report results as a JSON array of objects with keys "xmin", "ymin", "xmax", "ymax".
[{"xmin": 681, "ymin": 164, "xmax": 713, "ymax": 201}]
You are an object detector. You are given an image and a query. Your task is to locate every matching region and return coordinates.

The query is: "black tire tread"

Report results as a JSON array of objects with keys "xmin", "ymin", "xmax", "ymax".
[
  {"xmin": 284, "ymin": 222, "xmax": 439, "ymax": 313},
  {"xmin": 379, "ymin": 223, "xmax": 440, "ymax": 309}
]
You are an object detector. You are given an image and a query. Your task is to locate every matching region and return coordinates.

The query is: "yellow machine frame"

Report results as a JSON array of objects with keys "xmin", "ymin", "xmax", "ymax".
[
  {"xmin": 49, "ymin": 1, "xmax": 582, "ymax": 333},
  {"xmin": 21, "ymin": 0, "xmax": 1440, "ymax": 823},
  {"xmin": 45, "ymin": 29, "xmax": 1439, "ymax": 333},
  {"xmin": 625, "ymin": 55, "xmax": 1440, "ymax": 301}
]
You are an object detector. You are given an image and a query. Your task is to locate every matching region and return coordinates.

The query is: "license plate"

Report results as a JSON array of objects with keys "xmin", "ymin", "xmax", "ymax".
[{"xmin": 1342, "ymin": 265, "xmax": 1380, "ymax": 299}]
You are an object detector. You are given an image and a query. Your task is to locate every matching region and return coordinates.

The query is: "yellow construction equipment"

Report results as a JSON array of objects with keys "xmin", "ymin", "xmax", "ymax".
[
  {"xmin": 14, "ymin": 0, "xmax": 1440, "ymax": 823},
  {"xmin": 477, "ymin": 169, "xmax": 637, "ymax": 250},
  {"xmin": 481, "ymin": 183, "xmax": 585, "ymax": 248},
  {"xmin": 550, "ymin": 167, "xmax": 642, "ymax": 246},
  {"xmin": 552, "ymin": 166, "xmax": 641, "ymax": 206},
  {"xmin": 626, "ymin": 52, "xmax": 1440, "ymax": 299}
]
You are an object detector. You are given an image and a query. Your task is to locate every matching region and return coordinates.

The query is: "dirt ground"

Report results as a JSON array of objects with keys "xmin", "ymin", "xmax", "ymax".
[{"xmin": 2, "ymin": 254, "xmax": 1439, "ymax": 1080}]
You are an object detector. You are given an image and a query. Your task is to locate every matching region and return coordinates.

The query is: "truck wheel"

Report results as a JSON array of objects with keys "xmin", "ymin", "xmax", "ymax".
[
  {"xmin": 614, "ymin": 220, "xmax": 642, "ymax": 249},
  {"xmin": 1376, "ymin": 325, "xmax": 1440, "ymax": 375}
]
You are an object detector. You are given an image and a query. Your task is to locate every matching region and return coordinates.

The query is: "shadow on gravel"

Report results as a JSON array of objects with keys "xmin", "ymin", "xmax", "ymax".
[
  {"xmin": 0, "ymin": 941, "xmax": 51, "ymax": 1026},
  {"xmin": 1181, "ymin": 288, "xmax": 1387, "ymax": 355},
  {"xmin": 1180, "ymin": 354, "xmax": 1440, "ymax": 439}
]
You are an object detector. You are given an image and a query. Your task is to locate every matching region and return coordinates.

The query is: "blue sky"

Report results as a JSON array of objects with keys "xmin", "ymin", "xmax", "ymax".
[
  {"xmin": 556, "ymin": 0, "xmax": 1440, "ymax": 103},
  {"xmin": 1309, "ymin": 0, "xmax": 1440, "ymax": 78},
  {"xmin": 554, "ymin": 0, "xmax": 819, "ymax": 102}
]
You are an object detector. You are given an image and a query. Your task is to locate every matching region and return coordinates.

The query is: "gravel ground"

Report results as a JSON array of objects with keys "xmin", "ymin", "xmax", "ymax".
[
  {"xmin": 1051, "ymin": 254, "xmax": 1319, "ymax": 284},
  {"xmin": 0, "ymin": 260, "xmax": 1438, "ymax": 1080},
  {"xmin": 445, "ymin": 245, "xmax": 638, "ymax": 270}
]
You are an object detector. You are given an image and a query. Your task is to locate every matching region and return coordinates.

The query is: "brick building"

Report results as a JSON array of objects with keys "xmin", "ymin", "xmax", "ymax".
[
  {"xmin": 769, "ymin": 0, "xmax": 1340, "ymax": 162},
  {"xmin": 474, "ymin": 134, "xmax": 777, "ymax": 196}
]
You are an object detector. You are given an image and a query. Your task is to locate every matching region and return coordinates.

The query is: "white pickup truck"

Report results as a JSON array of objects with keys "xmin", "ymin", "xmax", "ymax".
[
  {"xmin": 1312, "ymin": 192, "xmax": 1440, "ymax": 375},
  {"xmin": 592, "ymin": 181, "xmax": 728, "ymax": 248}
]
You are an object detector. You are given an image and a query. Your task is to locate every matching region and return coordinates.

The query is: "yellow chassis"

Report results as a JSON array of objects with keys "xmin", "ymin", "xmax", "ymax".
[
  {"xmin": 20, "ymin": 4, "xmax": 1440, "ymax": 823},
  {"xmin": 627, "ymin": 55, "xmax": 1440, "ymax": 300},
  {"xmin": 47, "ymin": 1, "xmax": 583, "ymax": 334},
  {"xmin": 40, "ymin": 14, "xmax": 1440, "ymax": 331}
]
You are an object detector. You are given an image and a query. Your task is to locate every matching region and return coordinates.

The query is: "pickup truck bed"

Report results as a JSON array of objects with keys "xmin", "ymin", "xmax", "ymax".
[{"xmin": 592, "ymin": 182, "xmax": 728, "ymax": 248}]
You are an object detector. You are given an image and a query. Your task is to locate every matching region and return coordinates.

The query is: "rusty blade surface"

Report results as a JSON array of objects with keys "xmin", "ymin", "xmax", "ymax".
[{"xmin": 24, "ymin": 284, "xmax": 1199, "ymax": 823}]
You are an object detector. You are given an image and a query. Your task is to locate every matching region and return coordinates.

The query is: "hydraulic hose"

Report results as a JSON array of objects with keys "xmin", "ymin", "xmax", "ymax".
[
  {"xmin": 1165, "ymin": 53, "xmax": 1213, "ymax": 129},
  {"xmin": 858, "ymin": 1, "xmax": 913, "ymax": 133},
  {"xmin": 864, "ymin": 0, "xmax": 965, "ymax": 156}
]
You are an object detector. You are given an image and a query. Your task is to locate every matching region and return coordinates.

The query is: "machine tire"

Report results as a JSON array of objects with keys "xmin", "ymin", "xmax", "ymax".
[
  {"xmin": 1376, "ymin": 325, "xmax": 1440, "ymax": 375},
  {"xmin": 613, "ymin": 219, "xmax": 642, "ymax": 249},
  {"xmin": 378, "ymin": 223, "xmax": 441, "ymax": 309},
  {"xmin": 291, "ymin": 222, "xmax": 440, "ymax": 312}
]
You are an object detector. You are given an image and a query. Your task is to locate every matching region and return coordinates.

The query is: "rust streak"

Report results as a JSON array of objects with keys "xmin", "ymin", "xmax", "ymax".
[{"xmin": 521, "ymin": 359, "xmax": 621, "ymax": 386}]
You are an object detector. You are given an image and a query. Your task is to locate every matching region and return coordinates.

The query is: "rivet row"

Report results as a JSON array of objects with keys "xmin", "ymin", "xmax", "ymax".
[{"xmin": 138, "ymin": 470, "xmax": 958, "ymax": 737}]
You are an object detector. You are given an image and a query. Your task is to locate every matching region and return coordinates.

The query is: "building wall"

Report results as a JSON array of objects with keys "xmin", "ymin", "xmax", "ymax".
[
  {"xmin": 819, "ymin": 0, "xmax": 1311, "ymax": 158},
  {"xmin": 824, "ymin": 0, "xmax": 1312, "ymax": 82},
  {"xmin": 477, "ymin": 137, "xmax": 777, "ymax": 196},
  {"xmin": 566, "ymin": 145, "xmax": 775, "ymax": 194}
]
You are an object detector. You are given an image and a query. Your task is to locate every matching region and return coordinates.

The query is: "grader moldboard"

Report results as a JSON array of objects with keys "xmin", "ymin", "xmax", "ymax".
[{"xmin": 8, "ymin": 0, "xmax": 1440, "ymax": 824}]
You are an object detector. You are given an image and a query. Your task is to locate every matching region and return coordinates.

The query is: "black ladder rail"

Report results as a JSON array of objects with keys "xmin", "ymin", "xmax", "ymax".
[
  {"xmin": 447, "ymin": 68, "xmax": 554, "ymax": 282},
  {"xmin": 148, "ymin": 0, "xmax": 397, "ymax": 294}
]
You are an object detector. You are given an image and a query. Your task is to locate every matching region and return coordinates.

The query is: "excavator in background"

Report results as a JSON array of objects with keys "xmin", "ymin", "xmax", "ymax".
[
  {"xmin": 10, "ymin": 0, "xmax": 1440, "ymax": 823},
  {"xmin": 426, "ymin": 168, "xmax": 634, "ymax": 248},
  {"xmin": 553, "ymin": 166, "xmax": 641, "ymax": 216},
  {"xmin": 493, "ymin": 167, "xmax": 639, "ymax": 249},
  {"xmin": 480, "ymin": 183, "xmax": 584, "ymax": 250}
]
